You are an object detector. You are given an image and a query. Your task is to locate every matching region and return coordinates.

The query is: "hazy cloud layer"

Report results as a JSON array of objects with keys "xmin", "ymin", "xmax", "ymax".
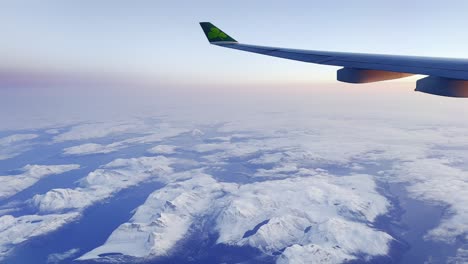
[
  {"xmin": 0, "ymin": 134, "xmax": 38, "ymax": 145},
  {"xmin": 0, "ymin": 134, "xmax": 38, "ymax": 161},
  {"xmin": 53, "ymin": 121, "xmax": 148, "ymax": 142},
  {"xmin": 62, "ymin": 123, "xmax": 188, "ymax": 156}
]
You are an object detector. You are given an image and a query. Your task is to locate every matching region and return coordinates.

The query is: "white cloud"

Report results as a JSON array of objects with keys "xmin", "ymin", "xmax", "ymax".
[
  {"xmin": 194, "ymin": 140, "xmax": 278, "ymax": 164},
  {"xmin": 191, "ymin": 129, "xmax": 204, "ymax": 137},
  {"xmin": 216, "ymin": 116, "xmax": 463, "ymax": 166},
  {"xmin": 0, "ymin": 164, "xmax": 80, "ymax": 200},
  {"xmin": 388, "ymin": 158, "xmax": 468, "ymax": 243},
  {"xmin": 47, "ymin": 248, "xmax": 80, "ymax": 264},
  {"xmin": 209, "ymin": 134, "xmax": 250, "ymax": 142},
  {"xmin": 0, "ymin": 134, "xmax": 38, "ymax": 161},
  {"xmin": 53, "ymin": 121, "xmax": 148, "ymax": 142},
  {"xmin": 0, "ymin": 154, "xmax": 15, "ymax": 161},
  {"xmin": 119, "ymin": 127, "xmax": 188, "ymax": 145},
  {"xmin": 63, "ymin": 142, "xmax": 124, "ymax": 155},
  {"xmin": 0, "ymin": 134, "xmax": 38, "ymax": 145},
  {"xmin": 61, "ymin": 124, "xmax": 188, "ymax": 156},
  {"xmin": 249, "ymin": 153, "xmax": 284, "ymax": 165},
  {"xmin": 253, "ymin": 163, "xmax": 301, "ymax": 178},
  {"xmin": 148, "ymin": 145, "xmax": 177, "ymax": 155},
  {"xmin": 447, "ymin": 247, "xmax": 468, "ymax": 263},
  {"xmin": 45, "ymin": 129, "xmax": 60, "ymax": 135}
]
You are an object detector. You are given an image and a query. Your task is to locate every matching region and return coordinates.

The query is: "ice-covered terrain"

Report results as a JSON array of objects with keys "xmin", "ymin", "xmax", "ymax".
[
  {"xmin": 32, "ymin": 156, "xmax": 176, "ymax": 213},
  {"xmin": 0, "ymin": 156, "xmax": 180, "ymax": 261},
  {"xmin": 79, "ymin": 173, "xmax": 230, "ymax": 259},
  {"xmin": 1, "ymin": 87, "xmax": 468, "ymax": 264},
  {"xmin": 390, "ymin": 158, "xmax": 468, "ymax": 243},
  {"xmin": 0, "ymin": 213, "xmax": 80, "ymax": 259},
  {"xmin": 80, "ymin": 172, "xmax": 391, "ymax": 263},
  {"xmin": 0, "ymin": 164, "xmax": 80, "ymax": 200}
]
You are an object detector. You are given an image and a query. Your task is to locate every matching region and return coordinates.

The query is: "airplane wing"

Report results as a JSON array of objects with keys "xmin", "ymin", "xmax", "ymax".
[{"xmin": 200, "ymin": 22, "xmax": 468, "ymax": 97}]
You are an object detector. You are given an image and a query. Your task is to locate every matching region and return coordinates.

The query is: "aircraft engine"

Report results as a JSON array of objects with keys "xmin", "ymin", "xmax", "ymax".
[
  {"xmin": 415, "ymin": 76, "xmax": 468, "ymax": 97},
  {"xmin": 337, "ymin": 68, "xmax": 413, "ymax": 83}
]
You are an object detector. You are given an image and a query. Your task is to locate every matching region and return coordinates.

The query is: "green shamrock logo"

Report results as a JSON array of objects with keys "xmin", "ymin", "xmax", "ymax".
[{"xmin": 208, "ymin": 27, "xmax": 227, "ymax": 40}]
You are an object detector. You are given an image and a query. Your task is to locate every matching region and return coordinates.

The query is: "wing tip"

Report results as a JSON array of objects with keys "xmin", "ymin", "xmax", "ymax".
[{"xmin": 199, "ymin": 22, "xmax": 237, "ymax": 43}]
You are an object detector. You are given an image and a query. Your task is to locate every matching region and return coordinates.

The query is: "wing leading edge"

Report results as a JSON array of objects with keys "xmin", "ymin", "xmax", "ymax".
[{"xmin": 199, "ymin": 22, "xmax": 468, "ymax": 98}]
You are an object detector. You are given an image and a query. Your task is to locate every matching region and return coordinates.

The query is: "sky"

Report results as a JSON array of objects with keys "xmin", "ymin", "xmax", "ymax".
[
  {"xmin": 2, "ymin": 0, "xmax": 468, "ymax": 87},
  {"xmin": 2, "ymin": 0, "xmax": 468, "ymax": 132}
]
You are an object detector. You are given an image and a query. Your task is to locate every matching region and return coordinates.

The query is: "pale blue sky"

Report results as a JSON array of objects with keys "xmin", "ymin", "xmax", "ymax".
[{"xmin": 2, "ymin": 1, "xmax": 468, "ymax": 85}]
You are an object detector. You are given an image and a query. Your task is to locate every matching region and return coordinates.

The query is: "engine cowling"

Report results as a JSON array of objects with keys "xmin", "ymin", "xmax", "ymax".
[
  {"xmin": 415, "ymin": 76, "xmax": 468, "ymax": 98},
  {"xmin": 337, "ymin": 68, "xmax": 413, "ymax": 83}
]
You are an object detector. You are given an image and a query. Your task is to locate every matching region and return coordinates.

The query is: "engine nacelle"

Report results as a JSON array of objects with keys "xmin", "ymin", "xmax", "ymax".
[
  {"xmin": 415, "ymin": 76, "xmax": 468, "ymax": 98},
  {"xmin": 337, "ymin": 68, "xmax": 413, "ymax": 83}
]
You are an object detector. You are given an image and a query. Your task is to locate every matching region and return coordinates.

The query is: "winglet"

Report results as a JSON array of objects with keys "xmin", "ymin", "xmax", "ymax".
[{"xmin": 200, "ymin": 22, "xmax": 237, "ymax": 43}]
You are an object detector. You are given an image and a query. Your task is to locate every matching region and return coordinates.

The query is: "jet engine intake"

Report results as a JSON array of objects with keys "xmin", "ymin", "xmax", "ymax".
[{"xmin": 415, "ymin": 76, "xmax": 468, "ymax": 98}]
